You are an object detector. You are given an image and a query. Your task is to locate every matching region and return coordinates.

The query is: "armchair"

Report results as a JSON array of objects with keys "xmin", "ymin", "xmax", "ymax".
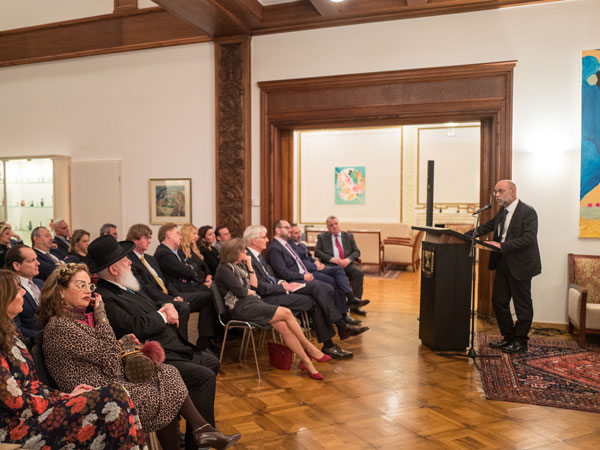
[
  {"xmin": 567, "ymin": 253, "xmax": 600, "ymax": 346},
  {"xmin": 382, "ymin": 230, "xmax": 424, "ymax": 272}
]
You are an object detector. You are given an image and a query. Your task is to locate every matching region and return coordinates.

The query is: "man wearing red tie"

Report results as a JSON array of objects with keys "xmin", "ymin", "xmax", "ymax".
[{"xmin": 315, "ymin": 216, "xmax": 366, "ymax": 314}]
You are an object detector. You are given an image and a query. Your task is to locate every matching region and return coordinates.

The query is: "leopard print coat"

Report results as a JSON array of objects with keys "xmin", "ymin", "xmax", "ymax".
[{"xmin": 43, "ymin": 316, "xmax": 188, "ymax": 432}]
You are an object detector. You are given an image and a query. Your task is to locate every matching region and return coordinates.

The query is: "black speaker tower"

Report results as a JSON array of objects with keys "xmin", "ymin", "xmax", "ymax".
[{"xmin": 426, "ymin": 160, "xmax": 434, "ymax": 226}]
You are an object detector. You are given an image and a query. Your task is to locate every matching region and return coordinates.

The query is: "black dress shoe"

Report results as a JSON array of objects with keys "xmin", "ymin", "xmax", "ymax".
[
  {"xmin": 194, "ymin": 430, "xmax": 241, "ymax": 450},
  {"xmin": 350, "ymin": 306, "xmax": 367, "ymax": 316},
  {"xmin": 343, "ymin": 314, "xmax": 362, "ymax": 325},
  {"xmin": 348, "ymin": 297, "xmax": 370, "ymax": 307},
  {"xmin": 322, "ymin": 344, "xmax": 353, "ymax": 359},
  {"xmin": 339, "ymin": 325, "xmax": 369, "ymax": 340},
  {"xmin": 501, "ymin": 341, "xmax": 528, "ymax": 354},
  {"xmin": 488, "ymin": 339, "xmax": 511, "ymax": 349}
]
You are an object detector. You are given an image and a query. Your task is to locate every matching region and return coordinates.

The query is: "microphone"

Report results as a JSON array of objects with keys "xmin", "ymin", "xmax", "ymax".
[{"xmin": 472, "ymin": 203, "xmax": 492, "ymax": 215}]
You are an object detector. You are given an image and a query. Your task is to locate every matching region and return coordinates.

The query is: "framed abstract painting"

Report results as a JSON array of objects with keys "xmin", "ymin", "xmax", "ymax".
[{"xmin": 149, "ymin": 178, "xmax": 192, "ymax": 225}]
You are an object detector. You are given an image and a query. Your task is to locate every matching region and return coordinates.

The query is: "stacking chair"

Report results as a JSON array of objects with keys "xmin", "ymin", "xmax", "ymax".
[{"xmin": 210, "ymin": 283, "xmax": 271, "ymax": 379}]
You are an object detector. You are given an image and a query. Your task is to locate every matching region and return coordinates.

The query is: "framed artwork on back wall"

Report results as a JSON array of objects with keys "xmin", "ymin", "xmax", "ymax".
[{"xmin": 149, "ymin": 178, "xmax": 192, "ymax": 225}]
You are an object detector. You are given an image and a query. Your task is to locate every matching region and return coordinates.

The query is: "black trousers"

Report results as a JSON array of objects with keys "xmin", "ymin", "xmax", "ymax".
[
  {"xmin": 169, "ymin": 350, "xmax": 220, "ymax": 449},
  {"xmin": 262, "ymin": 292, "xmax": 336, "ymax": 343},
  {"xmin": 492, "ymin": 257, "xmax": 534, "ymax": 343},
  {"xmin": 172, "ymin": 300, "xmax": 191, "ymax": 340},
  {"xmin": 343, "ymin": 263, "xmax": 364, "ymax": 299},
  {"xmin": 312, "ymin": 271, "xmax": 349, "ymax": 315},
  {"xmin": 181, "ymin": 288, "xmax": 215, "ymax": 339}
]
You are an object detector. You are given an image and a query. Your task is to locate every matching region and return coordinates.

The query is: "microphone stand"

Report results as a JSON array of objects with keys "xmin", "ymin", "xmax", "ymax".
[{"xmin": 436, "ymin": 208, "xmax": 500, "ymax": 370}]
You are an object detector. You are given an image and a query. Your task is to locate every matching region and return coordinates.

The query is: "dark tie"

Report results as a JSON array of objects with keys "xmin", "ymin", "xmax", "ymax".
[
  {"xmin": 258, "ymin": 254, "xmax": 277, "ymax": 284},
  {"xmin": 335, "ymin": 235, "xmax": 345, "ymax": 259},
  {"xmin": 497, "ymin": 209, "xmax": 509, "ymax": 242},
  {"xmin": 285, "ymin": 241, "xmax": 308, "ymax": 272}
]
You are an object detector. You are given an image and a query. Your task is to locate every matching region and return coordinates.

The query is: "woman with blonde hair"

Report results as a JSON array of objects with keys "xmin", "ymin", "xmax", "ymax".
[
  {"xmin": 0, "ymin": 268, "xmax": 146, "ymax": 449},
  {"xmin": 215, "ymin": 238, "xmax": 330, "ymax": 380},
  {"xmin": 39, "ymin": 263, "xmax": 241, "ymax": 450},
  {"xmin": 180, "ymin": 224, "xmax": 212, "ymax": 288},
  {"xmin": 0, "ymin": 223, "xmax": 13, "ymax": 267}
]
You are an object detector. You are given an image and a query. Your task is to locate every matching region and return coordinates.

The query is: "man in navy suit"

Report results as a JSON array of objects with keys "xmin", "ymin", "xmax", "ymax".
[
  {"xmin": 153, "ymin": 223, "xmax": 217, "ymax": 349},
  {"xmin": 467, "ymin": 180, "xmax": 541, "ymax": 354},
  {"xmin": 245, "ymin": 225, "xmax": 361, "ymax": 359},
  {"xmin": 315, "ymin": 216, "xmax": 368, "ymax": 316},
  {"xmin": 289, "ymin": 223, "xmax": 368, "ymax": 324},
  {"xmin": 5, "ymin": 245, "xmax": 44, "ymax": 337},
  {"xmin": 31, "ymin": 226, "xmax": 64, "ymax": 281},
  {"xmin": 51, "ymin": 218, "xmax": 70, "ymax": 260}
]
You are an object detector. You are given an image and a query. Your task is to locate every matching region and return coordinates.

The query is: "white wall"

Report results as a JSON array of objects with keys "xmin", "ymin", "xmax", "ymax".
[
  {"xmin": 0, "ymin": 43, "xmax": 216, "ymax": 253},
  {"xmin": 252, "ymin": 0, "xmax": 600, "ymax": 324}
]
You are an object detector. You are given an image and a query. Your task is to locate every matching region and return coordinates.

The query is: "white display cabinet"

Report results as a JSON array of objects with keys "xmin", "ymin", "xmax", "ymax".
[{"xmin": 1, "ymin": 156, "xmax": 71, "ymax": 246}]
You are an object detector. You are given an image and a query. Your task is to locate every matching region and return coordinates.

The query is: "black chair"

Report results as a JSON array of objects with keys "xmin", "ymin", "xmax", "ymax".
[
  {"xmin": 29, "ymin": 333, "xmax": 58, "ymax": 389},
  {"xmin": 210, "ymin": 283, "xmax": 271, "ymax": 380}
]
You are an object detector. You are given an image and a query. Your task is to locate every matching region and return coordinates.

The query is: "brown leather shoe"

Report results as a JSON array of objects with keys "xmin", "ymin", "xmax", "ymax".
[{"xmin": 194, "ymin": 430, "xmax": 241, "ymax": 450}]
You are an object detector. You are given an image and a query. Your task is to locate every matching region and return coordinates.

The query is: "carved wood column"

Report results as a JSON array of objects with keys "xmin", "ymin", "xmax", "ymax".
[{"xmin": 215, "ymin": 36, "xmax": 252, "ymax": 238}]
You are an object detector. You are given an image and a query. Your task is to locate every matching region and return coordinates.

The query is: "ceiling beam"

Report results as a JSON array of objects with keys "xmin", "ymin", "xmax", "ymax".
[
  {"xmin": 0, "ymin": 9, "xmax": 209, "ymax": 68},
  {"xmin": 151, "ymin": 0, "xmax": 252, "ymax": 36},
  {"xmin": 308, "ymin": 0, "xmax": 340, "ymax": 17}
]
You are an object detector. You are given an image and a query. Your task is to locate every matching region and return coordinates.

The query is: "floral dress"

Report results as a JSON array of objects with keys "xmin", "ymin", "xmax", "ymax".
[{"xmin": 0, "ymin": 335, "xmax": 145, "ymax": 450}]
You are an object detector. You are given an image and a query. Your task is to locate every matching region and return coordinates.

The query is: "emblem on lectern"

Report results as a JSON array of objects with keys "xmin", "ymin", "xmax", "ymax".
[{"xmin": 422, "ymin": 248, "xmax": 435, "ymax": 278}]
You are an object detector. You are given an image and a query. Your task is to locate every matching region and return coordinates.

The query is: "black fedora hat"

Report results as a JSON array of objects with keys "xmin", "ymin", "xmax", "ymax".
[{"xmin": 88, "ymin": 235, "xmax": 135, "ymax": 273}]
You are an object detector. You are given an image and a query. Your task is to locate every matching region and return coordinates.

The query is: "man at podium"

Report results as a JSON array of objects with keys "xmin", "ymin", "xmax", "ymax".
[{"xmin": 467, "ymin": 180, "xmax": 541, "ymax": 354}]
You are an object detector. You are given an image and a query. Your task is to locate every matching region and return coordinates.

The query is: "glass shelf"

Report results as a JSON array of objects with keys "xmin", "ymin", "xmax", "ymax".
[
  {"xmin": 7, "ymin": 206, "xmax": 53, "ymax": 209},
  {"xmin": 6, "ymin": 181, "xmax": 53, "ymax": 184}
]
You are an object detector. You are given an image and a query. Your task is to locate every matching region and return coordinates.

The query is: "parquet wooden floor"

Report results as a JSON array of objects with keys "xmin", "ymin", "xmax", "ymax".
[{"xmin": 213, "ymin": 271, "xmax": 600, "ymax": 449}]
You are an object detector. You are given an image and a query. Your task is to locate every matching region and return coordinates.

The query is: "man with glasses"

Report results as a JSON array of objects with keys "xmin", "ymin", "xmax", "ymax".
[
  {"xmin": 467, "ymin": 180, "xmax": 541, "ymax": 354},
  {"xmin": 4, "ymin": 244, "xmax": 44, "ymax": 337}
]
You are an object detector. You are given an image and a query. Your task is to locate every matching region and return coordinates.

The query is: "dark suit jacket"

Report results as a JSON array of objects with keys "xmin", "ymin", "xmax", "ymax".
[
  {"xmin": 14, "ymin": 278, "xmax": 44, "ymax": 337},
  {"xmin": 96, "ymin": 278, "xmax": 196, "ymax": 363},
  {"xmin": 314, "ymin": 231, "xmax": 361, "ymax": 264},
  {"xmin": 473, "ymin": 200, "xmax": 541, "ymax": 281},
  {"xmin": 266, "ymin": 239, "xmax": 306, "ymax": 282},
  {"xmin": 33, "ymin": 248, "xmax": 58, "ymax": 281},
  {"xmin": 289, "ymin": 241, "xmax": 318, "ymax": 272},
  {"xmin": 154, "ymin": 243, "xmax": 200, "ymax": 292},
  {"xmin": 199, "ymin": 245, "xmax": 220, "ymax": 276},
  {"xmin": 50, "ymin": 237, "xmax": 69, "ymax": 260},
  {"xmin": 246, "ymin": 249, "xmax": 287, "ymax": 297},
  {"xmin": 128, "ymin": 252, "xmax": 181, "ymax": 306}
]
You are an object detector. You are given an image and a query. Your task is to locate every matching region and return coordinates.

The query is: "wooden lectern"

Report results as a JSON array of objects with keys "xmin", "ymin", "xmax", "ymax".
[{"xmin": 412, "ymin": 226, "xmax": 493, "ymax": 351}]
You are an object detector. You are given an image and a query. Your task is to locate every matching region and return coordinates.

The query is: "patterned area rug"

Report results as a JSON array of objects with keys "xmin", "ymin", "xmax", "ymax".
[{"xmin": 478, "ymin": 333, "xmax": 600, "ymax": 413}]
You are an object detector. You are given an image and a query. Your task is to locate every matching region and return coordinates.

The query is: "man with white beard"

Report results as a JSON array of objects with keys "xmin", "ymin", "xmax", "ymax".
[{"xmin": 88, "ymin": 235, "xmax": 220, "ymax": 450}]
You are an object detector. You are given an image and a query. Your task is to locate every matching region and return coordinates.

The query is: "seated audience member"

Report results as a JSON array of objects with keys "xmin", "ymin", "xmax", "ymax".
[
  {"xmin": 39, "ymin": 263, "xmax": 240, "ymax": 450},
  {"xmin": 100, "ymin": 222, "xmax": 119, "ymax": 239},
  {"xmin": 245, "ymin": 225, "xmax": 360, "ymax": 359},
  {"xmin": 32, "ymin": 226, "xmax": 64, "ymax": 281},
  {"xmin": 154, "ymin": 223, "xmax": 216, "ymax": 348},
  {"xmin": 0, "ymin": 223, "xmax": 12, "ymax": 268},
  {"xmin": 88, "ymin": 235, "xmax": 221, "ymax": 450},
  {"xmin": 180, "ymin": 224, "xmax": 214, "ymax": 288},
  {"xmin": 0, "ymin": 221, "xmax": 23, "ymax": 245},
  {"xmin": 215, "ymin": 238, "xmax": 330, "ymax": 379},
  {"xmin": 4, "ymin": 245, "xmax": 43, "ymax": 337},
  {"xmin": 65, "ymin": 229, "xmax": 91, "ymax": 265},
  {"xmin": 198, "ymin": 225, "xmax": 221, "ymax": 275},
  {"xmin": 51, "ymin": 219, "xmax": 70, "ymax": 260},
  {"xmin": 0, "ymin": 269, "xmax": 145, "ymax": 449},
  {"xmin": 213, "ymin": 226, "xmax": 232, "ymax": 252},
  {"xmin": 315, "ymin": 216, "xmax": 369, "ymax": 316},
  {"xmin": 126, "ymin": 224, "xmax": 191, "ymax": 339},
  {"xmin": 289, "ymin": 223, "xmax": 368, "ymax": 324}
]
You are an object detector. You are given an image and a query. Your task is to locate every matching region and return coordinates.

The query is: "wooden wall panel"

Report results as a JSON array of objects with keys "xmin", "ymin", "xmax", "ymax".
[
  {"xmin": 259, "ymin": 61, "xmax": 515, "ymax": 317},
  {"xmin": 215, "ymin": 36, "xmax": 252, "ymax": 238}
]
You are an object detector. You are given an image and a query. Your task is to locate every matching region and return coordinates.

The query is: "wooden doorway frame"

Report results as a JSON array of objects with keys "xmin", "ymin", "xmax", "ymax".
[{"xmin": 258, "ymin": 61, "xmax": 515, "ymax": 318}]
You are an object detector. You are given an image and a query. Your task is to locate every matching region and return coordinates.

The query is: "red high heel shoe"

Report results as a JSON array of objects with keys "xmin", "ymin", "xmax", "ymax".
[
  {"xmin": 299, "ymin": 361, "xmax": 324, "ymax": 380},
  {"xmin": 309, "ymin": 352, "xmax": 331, "ymax": 363}
]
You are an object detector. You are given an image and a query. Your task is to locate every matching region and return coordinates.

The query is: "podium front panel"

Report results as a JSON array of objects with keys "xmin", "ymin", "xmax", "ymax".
[{"xmin": 418, "ymin": 242, "xmax": 471, "ymax": 351}]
